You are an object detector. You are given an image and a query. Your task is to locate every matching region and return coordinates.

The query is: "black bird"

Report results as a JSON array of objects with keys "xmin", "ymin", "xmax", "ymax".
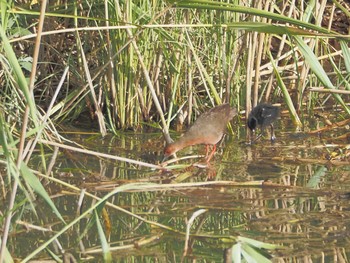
[{"xmin": 247, "ymin": 103, "xmax": 279, "ymax": 141}]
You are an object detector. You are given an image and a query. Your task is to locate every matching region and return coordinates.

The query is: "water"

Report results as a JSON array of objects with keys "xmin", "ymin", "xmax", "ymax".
[{"xmin": 8, "ymin": 118, "xmax": 350, "ymax": 262}]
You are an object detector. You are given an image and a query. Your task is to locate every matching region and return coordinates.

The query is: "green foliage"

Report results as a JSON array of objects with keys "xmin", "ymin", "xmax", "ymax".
[
  {"xmin": 1, "ymin": 0, "xmax": 350, "ymax": 261},
  {"xmin": 0, "ymin": 0, "xmax": 349, "ymax": 132}
]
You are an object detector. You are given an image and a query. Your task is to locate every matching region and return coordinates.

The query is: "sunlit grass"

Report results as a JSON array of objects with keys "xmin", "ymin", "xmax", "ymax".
[{"xmin": 1, "ymin": 0, "xmax": 350, "ymax": 261}]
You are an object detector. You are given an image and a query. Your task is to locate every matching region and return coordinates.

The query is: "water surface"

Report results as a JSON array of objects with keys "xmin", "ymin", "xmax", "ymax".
[{"xmin": 9, "ymin": 117, "xmax": 350, "ymax": 262}]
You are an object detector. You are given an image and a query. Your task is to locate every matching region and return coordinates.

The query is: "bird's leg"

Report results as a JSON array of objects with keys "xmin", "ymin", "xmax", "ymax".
[
  {"xmin": 255, "ymin": 132, "xmax": 263, "ymax": 141},
  {"xmin": 206, "ymin": 144, "xmax": 216, "ymax": 163},
  {"xmin": 270, "ymin": 124, "xmax": 276, "ymax": 141},
  {"xmin": 250, "ymin": 130, "xmax": 262, "ymax": 144},
  {"xmin": 205, "ymin": 144, "xmax": 210, "ymax": 158},
  {"xmin": 248, "ymin": 130, "xmax": 254, "ymax": 144},
  {"xmin": 257, "ymin": 125, "xmax": 265, "ymax": 141}
]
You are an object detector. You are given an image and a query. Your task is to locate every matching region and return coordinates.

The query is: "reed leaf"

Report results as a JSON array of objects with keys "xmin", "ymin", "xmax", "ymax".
[
  {"xmin": 20, "ymin": 163, "xmax": 65, "ymax": 223},
  {"xmin": 241, "ymin": 243, "xmax": 272, "ymax": 263},
  {"xmin": 232, "ymin": 243, "xmax": 242, "ymax": 263},
  {"xmin": 172, "ymin": 0, "xmax": 345, "ymax": 37},
  {"xmin": 294, "ymin": 36, "xmax": 350, "ymax": 114},
  {"xmin": 0, "ymin": 26, "xmax": 38, "ymax": 125},
  {"xmin": 269, "ymin": 51, "xmax": 302, "ymax": 127},
  {"xmin": 340, "ymin": 40, "xmax": 350, "ymax": 73},
  {"xmin": 225, "ymin": 22, "xmax": 327, "ymax": 36},
  {"xmin": 94, "ymin": 209, "xmax": 112, "ymax": 262},
  {"xmin": 0, "ymin": 240, "xmax": 13, "ymax": 263},
  {"xmin": 21, "ymin": 182, "xmax": 158, "ymax": 262},
  {"xmin": 185, "ymin": 29, "xmax": 220, "ymax": 106}
]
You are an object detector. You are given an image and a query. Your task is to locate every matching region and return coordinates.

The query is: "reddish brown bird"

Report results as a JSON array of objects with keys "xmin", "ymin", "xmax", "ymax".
[{"xmin": 163, "ymin": 103, "xmax": 237, "ymax": 163}]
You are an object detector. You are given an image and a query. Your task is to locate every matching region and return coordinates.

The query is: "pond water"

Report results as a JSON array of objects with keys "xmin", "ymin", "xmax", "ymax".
[{"xmin": 9, "ymin": 114, "xmax": 350, "ymax": 262}]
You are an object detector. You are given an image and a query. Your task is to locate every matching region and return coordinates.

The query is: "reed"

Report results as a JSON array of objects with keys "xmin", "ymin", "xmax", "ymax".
[
  {"xmin": 1, "ymin": 0, "xmax": 350, "ymax": 261},
  {"xmin": 4, "ymin": 0, "xmax": 349, "ymax": 131}
]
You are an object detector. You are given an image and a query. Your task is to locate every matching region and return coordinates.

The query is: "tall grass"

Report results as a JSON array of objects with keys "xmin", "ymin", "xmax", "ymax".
[
  {"xmin": 0, "ymin": 0, "xmax": 350, "ymax": 261},
  {"xmin": 3, "ymin": 0, "xmax": 349, "ymax": 131}
]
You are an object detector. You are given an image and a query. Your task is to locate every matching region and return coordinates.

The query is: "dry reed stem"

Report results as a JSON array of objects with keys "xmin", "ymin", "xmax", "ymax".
[
  {"xmin": 77, "ymin": 36, "xmax": 107, "ymax": 136},
  {"xmin": 266, "ymin": 156, "xmax": 349, "ymax": 165},
  {"xmin": 85, "ymin": 234, "xmax": 163, "ymax": 254},
  {"xmin": 83, "ymin": 180, "xmax": 295, "ymax": 192},
  {"xmin": 40, "ymin": 139, "xmax": 163, "ymax": 169},
  {"xmin": 308, "ymin": 118, "xmax": 350, "ymax": 134},
  {"xmin": 309, "ymin": 87, "xmax": 350, "ymax": 94},
  {"xmin": 0, "ymin": 0, "xmax": 49, "ymax": 260}
]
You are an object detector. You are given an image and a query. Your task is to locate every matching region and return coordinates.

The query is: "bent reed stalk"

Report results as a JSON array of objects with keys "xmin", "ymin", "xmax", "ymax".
[{"xmin": 1, "ymin": 0, "xmax": 350, "ymax": 262}]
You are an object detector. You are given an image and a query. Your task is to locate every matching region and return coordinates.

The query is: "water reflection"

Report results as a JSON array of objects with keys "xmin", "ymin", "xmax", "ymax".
[{"xmin": 8, "ymin": 120, "xmax": 350, "ymax": 262}]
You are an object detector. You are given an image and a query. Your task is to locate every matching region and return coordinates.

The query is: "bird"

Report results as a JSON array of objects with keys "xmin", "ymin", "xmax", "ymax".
[
  {"xmin": 247, "ymin": 103, "xmax": 279, "ymax": 142},
  {"xmin": 163, "ymin": 103, "xmax": 237, "ymax": 163}
]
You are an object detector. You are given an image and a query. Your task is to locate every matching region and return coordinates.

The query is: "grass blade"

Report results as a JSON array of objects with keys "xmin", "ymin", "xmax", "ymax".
[
  {"xmin": 20, "ymin": 163, "xmax": 65, "ymax": 223},
  {"xmin": 294, "ymin": 36, "xmax": 350, "ymax": 114},
  {"xmin": 94, "ymin": 209, "xmax": 112, "ymax": 262}
]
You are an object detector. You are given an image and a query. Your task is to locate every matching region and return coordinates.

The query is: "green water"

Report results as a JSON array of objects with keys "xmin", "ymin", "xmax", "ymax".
[{"xmin": 7, "ymin": 117, "xmax": 350, "ymax": 262}]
